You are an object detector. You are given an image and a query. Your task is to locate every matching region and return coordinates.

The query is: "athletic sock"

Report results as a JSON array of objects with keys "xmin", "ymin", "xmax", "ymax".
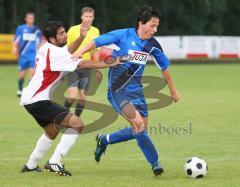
[
  {"xmin": 26, "ymin": 134, "xmax": 53, "ymax": 169},
  {"xmin": 75, "ymin": 102, "xmax": 84, "ymax": 117},
  {"xmin": 101, "ymin": 127, "xmax": 135, "ymax": 146},
  {"xmin": 134, "ymin": 130, "xmax": 159, "ymax": 167},
  {"xmin": 49, "ymin": 128, "xmax": 79, "ymax": 164},
  {"xmin": 64, "ymin": 99, "xmax": 73, "ymax": 108},
  {"xmin": 18, "ymin": 79, "xmax": 24, "ymax": 91}
]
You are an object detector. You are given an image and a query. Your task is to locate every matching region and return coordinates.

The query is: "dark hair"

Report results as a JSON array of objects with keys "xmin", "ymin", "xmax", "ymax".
[
  {"xmin": 81, "ymin": 6, "xmax": 95, "ymax": 16},
  {"xmin": 136, "ymin": 5, "xmax": 160, "ymax": 28},
  {"xmin": 43, "ymin": 21, "xmax": 64, "ymax": 42}
]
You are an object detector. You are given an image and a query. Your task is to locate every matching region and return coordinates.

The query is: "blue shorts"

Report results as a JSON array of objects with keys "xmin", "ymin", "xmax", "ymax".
[
  {"xmin": 108, "ymin": 90, "xmax": 148, "ymax": 117},
  {"xmin": 18, "ymin": 56, "xmax": 35, "ymax": 71}
]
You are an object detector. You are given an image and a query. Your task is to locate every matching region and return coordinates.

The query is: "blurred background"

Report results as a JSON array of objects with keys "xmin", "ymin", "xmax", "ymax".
[
  {"xmin": 0, "ymin": 0, "xmax": 239, "ymax": 35},
  {"xmin": 0, "ymin": 1, "xmax": 240, "ymax": 186},
  {"xmin": 0, "ymin": 0, "xmax": 240, "ymax": 62}
]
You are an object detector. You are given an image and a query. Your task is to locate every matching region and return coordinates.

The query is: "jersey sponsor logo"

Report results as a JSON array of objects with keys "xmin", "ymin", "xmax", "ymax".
[
  {"xmin": 23, "ymin": 33, "xmax": 37, "ymax": 41},
  {"xmin": 128, "ymin": 50, "xmax": 148, "ymax": 65},
  {"xmin": 131, "ymin": 41, "xmax": 136, "ymax": 46}
]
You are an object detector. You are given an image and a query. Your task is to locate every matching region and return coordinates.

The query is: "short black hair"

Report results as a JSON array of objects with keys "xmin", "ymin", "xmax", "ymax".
[
  {"xmin": 43, "ymin": 21, "xmax": 64, "ymax": 42},
  {"xmin": 136, "ymin": 5, "xmax": 160, "ymax": 28}
]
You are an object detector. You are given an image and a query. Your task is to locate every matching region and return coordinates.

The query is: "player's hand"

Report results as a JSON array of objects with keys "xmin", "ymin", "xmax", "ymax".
[
  {"xmin": 108, "ymin": 57, "xmax": 123, "ymax": 67},
  {"xmin": 170, "ymin": 90, "xmax": 180, "ymax": 102},
  {"xmin": 72, "ymin": 51, "xmax": 82, "ymax": 59},
  {"xmin": 80, "ymin": 21, "xmax": 90, "ymax": 38},
  {"xmin": 71, "ymin": 55, "xmax": 80, "ymax": 61},
  {"xmin": 12, "ymin": 45, "xmax": 17, "ymax": 54}
]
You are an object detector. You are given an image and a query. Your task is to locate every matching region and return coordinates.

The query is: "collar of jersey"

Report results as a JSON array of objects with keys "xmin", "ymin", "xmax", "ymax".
[{"xmin": 129, "ymin": 28, "xmax": 148, "ymax": 47}]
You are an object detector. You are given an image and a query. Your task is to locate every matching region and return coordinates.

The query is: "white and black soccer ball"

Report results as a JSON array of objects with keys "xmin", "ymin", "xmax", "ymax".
[{"xmin": 184, "ymin": 157, "xmax": 207, "ymax": 179}]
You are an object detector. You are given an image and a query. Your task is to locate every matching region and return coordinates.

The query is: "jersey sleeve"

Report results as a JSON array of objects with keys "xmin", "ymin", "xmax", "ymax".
[
  {"xmin": 14, "ymin": 26, "xmax": 21, "ymax": 43},
  {"xmin": 94, "ymin": 29, "xmax": 126, "ymax": 47},
  {"xmin": 145, "ymin": 38, "xmax": 170, "ymax": 71},
  {"xmin": 50, "ymin": 47, "xmax": 80, "ymax": 72}
]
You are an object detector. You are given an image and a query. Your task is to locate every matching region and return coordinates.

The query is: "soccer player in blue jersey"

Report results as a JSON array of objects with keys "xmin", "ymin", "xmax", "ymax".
[
  {"xmin": 13, "ymin": 12, "xmax": 42, "ymax": 97},
  {"xmin": 74, "ymin": 5, "xmax": 180, "ymax": 176}
]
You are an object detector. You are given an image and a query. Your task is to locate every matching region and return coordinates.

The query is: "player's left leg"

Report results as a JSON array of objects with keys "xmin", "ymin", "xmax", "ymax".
[
  {"xmin": 21, "ymin": 123, "xmax": 59, "ymax": 173},
  {"xmin": 95, "ymin": 102, "xmax": 163, "ymax": 175}
]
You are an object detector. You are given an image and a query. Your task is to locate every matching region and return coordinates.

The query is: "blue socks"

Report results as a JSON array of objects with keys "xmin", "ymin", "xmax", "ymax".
[
  {"xmin": 134, "ymin": 130, "xmax": 159, "ymax": 167},
  {"xmin": 101, "ymin": 127, "xmax": 160, "ymax": 167},
  {"xmin": 101, "ymin": 127, "xmax": 135, "ymax": 146},
  {"xmin": 18, "ymin": 79, "xmax": 24, "ymax": 91}
]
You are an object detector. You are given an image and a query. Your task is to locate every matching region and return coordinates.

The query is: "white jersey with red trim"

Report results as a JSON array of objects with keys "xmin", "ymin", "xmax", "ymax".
[{"xmin": 20, "ymin": 42, "xmax": 80, "ymax": 105}]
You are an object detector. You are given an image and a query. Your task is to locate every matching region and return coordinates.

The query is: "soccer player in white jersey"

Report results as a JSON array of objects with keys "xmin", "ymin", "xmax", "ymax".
[{"xmin": 20, "ymin": 21, "xmax": 119, "ymax": 176}]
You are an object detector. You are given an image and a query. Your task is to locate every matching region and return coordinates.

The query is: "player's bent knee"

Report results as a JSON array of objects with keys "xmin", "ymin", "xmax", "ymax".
[
  {"xmin": 69, "ymin": 115, "xmax": 84, "ymax": 133},
  {"xmin": 44, "ymin": 128, "xmax": 59, "ymax": 140},
  {"xmin": 66, "ymin": 98, "xmax": 74, "ymax": 104},
  {"xmin": 130, "ymin": 118, "xmax": 145, "ymax": 133},
  {"xmin": 77, "ymin": 99, "xmax": 85, "ymax": 106}
]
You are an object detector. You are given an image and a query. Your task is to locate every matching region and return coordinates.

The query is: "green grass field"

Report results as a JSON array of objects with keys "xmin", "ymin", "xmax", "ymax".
[{"xmin": 0, "ymin": 64, "xmax": 239, "ymax": 187}]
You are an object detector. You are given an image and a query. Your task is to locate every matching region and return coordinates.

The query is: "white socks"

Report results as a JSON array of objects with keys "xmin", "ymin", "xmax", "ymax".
[
  {"xmin": 49, "ymin": 128, "xmax": 79, "ymax": 164},
  {"xmin": 26, "ymin": 134, "xmax": 53, "ymax": 169},
  {"xmin": 26, "ymin": 128, "xmax": 79, "ymax": 168}
]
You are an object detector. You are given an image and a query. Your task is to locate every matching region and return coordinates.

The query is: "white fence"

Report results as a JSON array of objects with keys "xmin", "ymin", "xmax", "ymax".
[{"xmin": 156, "ymin": 36, "xmax": 240, "ymax": 59}]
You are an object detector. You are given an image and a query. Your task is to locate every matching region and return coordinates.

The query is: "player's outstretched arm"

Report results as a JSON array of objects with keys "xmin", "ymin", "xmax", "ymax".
[
  {"xmin": 73, "ymin": 41, "xmax": 96, "ymax": 58},
  {"xmin": 162, "ymin": 69, "xmax": 180, "ymax": 102},
  {"xmin": 67, "ymin": 35, "xmax": 85, "ymax": 54},
  {"xmin": 77, "ymin": 58, "xmax": 121, "ymax": 69},
  {"xmin": 68, "ymin": 21, "xmax": 91, "ymax": 54}
]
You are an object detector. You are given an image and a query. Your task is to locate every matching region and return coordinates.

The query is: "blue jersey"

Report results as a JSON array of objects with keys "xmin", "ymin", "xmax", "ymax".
[
  {"xmin": 14, "ymin": 24, "xmax": 42, "ymax": 60},
  {"xmin": 94, "ymin": 28, "xmax": 170, "ymax": 94}
]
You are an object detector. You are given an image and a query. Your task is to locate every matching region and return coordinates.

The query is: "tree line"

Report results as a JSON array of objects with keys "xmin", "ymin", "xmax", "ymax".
[{"xmin": 0, "ymin": 0, "xmax": 239, "ymax": 35}]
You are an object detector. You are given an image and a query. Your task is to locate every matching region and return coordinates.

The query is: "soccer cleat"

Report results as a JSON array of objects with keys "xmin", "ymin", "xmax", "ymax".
[
  {"xmin": 17, "ymin": 90, "xmax": 22, "ymax": 97},
  {"xmin": 44, "ymin": 161, "xmax": 72, "ymax": 176},
  {"xmin": 152, "ymin": 164, "xmax": 164, "ymax": 176},
  {"xmin": 94, "ymin": 134, "xmax": 107, "ymax": 162},
  {"xmin": 21, "ymin": 165, "xmax": 42, "ymax": 173}
]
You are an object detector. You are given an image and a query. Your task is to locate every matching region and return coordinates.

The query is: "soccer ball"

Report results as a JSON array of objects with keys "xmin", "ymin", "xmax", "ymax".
[{"xmin": 184, "ymin": 157, "xmax": 207, "ymax": 179}]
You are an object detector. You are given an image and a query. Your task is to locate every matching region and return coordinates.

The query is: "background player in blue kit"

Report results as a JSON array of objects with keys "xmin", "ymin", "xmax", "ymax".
[
  {"xmin": 13, "ymin": 11, "xmax": 42, "ymax": 97},
  {"xmin": 74, "ymin": 5, "xmax": 180, "ymax": 176}
]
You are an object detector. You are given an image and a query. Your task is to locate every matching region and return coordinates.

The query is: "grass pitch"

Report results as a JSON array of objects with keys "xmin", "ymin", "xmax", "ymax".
[{"xmin": 0, "ymin": 64, "xmax": 239, "ymax": 187}]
